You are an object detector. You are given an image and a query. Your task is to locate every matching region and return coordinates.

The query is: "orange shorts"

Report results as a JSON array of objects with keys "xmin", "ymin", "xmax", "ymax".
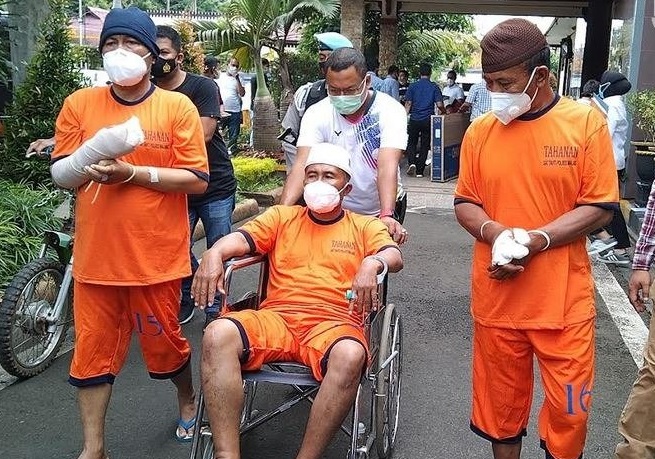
[
  {"xmin": 221, "ymin": 308, "xmax": 367, "ymax": 381},
  {"xmin": 69, "ymin": 280, "xmax": 191, "ymax": 386},
  {"xmin": 471, "ymin": 319, "xmax": 595, "ymax": 459}
]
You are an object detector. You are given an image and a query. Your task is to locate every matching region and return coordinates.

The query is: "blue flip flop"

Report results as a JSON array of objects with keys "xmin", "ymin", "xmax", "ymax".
[{"xmin": 175, "ymin": 416, "xmax": 196, "ymax": 443}]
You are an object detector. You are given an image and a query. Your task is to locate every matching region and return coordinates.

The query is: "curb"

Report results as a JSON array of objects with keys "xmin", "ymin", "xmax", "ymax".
[{"xmin": 192, "ymin": 198, "xmax": 260, "ymax": 242}]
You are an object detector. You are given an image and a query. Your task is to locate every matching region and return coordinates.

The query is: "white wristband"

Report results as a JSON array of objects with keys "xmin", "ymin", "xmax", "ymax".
[
  {"xmin": 528, "ymin": 230, "xmax": 551, "ymax": 251},
  {"xmin": 479, "ymin": 220, "xmax": 494, "ymax": 241}
]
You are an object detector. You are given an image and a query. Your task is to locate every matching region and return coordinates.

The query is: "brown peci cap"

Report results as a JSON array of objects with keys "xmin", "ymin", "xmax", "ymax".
[{"xmin": 481, "ymin": 18, "xmax": 548, "ymax": 73}]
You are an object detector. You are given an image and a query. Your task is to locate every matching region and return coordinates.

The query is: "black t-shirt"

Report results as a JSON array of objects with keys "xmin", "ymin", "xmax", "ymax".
[{"xmin": 175, "ymin": 73, "xmax": 237, "ymax": 204}]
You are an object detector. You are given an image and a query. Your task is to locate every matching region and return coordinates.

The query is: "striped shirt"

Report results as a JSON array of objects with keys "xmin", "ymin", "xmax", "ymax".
[
  {"xmin": 632, "ymin": 185, "xmax": 655, "ymax": 270},
  {"xmin": 465, "ymin": 81, "xmax": 492, "ymax": 121}
]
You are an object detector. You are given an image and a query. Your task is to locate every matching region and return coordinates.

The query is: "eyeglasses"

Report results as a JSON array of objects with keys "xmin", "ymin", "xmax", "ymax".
[{"xmin": 327, "ymin": 78, "xmax": 367, "ymax": 96}]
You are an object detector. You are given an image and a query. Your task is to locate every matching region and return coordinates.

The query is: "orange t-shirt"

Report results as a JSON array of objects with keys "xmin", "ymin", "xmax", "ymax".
[
  {"xmin": 52, "ymin": 85, "xmax": 208, "ymax": 285},
  {"xmin": 454, "ymin": 97, "xmax": 618, "ymax": 329},
  {"xmin": 238, "ymin": 205, "xmax": 399, "ymax": 326}
]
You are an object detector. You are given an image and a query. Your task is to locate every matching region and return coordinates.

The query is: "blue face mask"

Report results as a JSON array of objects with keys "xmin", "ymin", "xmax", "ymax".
[{"xmin": 597, "ymin": 82, "xmax": 611, "ymax": 100}]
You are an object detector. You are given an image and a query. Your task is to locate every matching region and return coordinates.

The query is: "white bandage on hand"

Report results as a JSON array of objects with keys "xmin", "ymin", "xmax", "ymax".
[
  {"xmin": 50, "ymin": 116, "xmax": 145, "ymax": 189},
  {"xmin": 491, "ymin": 228, "xmax": 531, "ymax": 266}
]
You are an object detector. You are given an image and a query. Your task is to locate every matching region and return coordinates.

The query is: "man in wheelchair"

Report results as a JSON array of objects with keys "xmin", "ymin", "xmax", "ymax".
[{"xmin": 192, "ymin": 142, "xmax": 403, "ymax": 459}]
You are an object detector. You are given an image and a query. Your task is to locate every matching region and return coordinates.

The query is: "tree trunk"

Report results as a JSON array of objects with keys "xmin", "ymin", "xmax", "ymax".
[
  {"xmin": 253, "ymin": 95, "xmax": 282, "ymax": 152},
  {"xmin": 252, "ymin": 49, "xmax": 281, "ymax": 152},
  {"xmin": 277, "ymin": 50, "xmax": 294, "ymax": 121},
  {"xmin": 7, "ymin": 0, "xmax": 51, "ymax": 86}
]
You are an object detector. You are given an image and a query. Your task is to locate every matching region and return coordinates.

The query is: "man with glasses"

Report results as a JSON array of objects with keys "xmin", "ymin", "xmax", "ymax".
[
  {"xmin": 280, "ymin": 32, "xmax": 353, "ymax": 172},
  {"xmin": 280, "ymin": 47, "xmax": 409, "ymax": 244}
]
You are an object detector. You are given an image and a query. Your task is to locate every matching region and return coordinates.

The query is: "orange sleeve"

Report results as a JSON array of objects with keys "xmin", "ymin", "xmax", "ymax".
[
  {"xmin": 454, "ymin": 124, "xmax": 483, "ymax": 205},
  {"xmin": 52, "ymin": 94, "xmax": 84, "ymax": 161},
  {"xmin": 171, "ymin": 98, "xmax": 209, "ymax": 177},
  {"xmin": 363, "ymin": 217, "xmax": 398, "ymax": 256},
  {"xmin": 238, "ymin": 206, "xmax": 283, "ymax": 254},
  {"xmin": 577, "ymin": 113, "xmax": 619, "ymax": 206}
]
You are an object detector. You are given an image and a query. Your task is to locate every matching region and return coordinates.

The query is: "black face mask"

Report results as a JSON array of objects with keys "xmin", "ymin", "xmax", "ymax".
[
  {"xmin": 318, "ymin": 61, "xmax": 327, "ymax": 74},
  {"xmin": 151, "ymin": 56, "xmax": 177, "ymax": 78}
]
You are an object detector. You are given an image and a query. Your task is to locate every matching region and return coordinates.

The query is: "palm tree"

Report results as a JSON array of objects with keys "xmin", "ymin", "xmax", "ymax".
[{"xmin": 195, "ymin": 0, "xmax": 339, "ymax": 152}]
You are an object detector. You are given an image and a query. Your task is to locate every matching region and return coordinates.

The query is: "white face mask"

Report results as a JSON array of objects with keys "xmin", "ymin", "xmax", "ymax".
[
  {"xmin": 103, "ymin": 48, "xmax": 151, "ymax": 87},
  {"xmin": 447, "ymin": 78, "xmax": 455, "ymax": 86},
  {"xmin": 489, "ymin": 67, "xmax": 539, "ymax": 125},
  {"xmin": 227, "ymin": 65, "xmax": 238, "ymax": 75},
  {"xmin": 303, "ymin": 180, "xmax": 346, "ymax": 214}
]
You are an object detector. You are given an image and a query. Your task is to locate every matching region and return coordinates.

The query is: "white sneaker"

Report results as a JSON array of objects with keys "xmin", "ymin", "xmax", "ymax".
[
  {"xmin": 587, "ymin": 237, "xmax": 618, "ymax": 255},
  {"xmin": 597, "ymin": 249, "xmax": 631, "ymax": 266},
  {"xmin": 406, "ymin": 164, "xmax": 416, "ymax": 176}
]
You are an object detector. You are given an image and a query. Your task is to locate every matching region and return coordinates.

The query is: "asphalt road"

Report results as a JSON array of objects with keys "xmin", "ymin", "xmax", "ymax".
[{"xmin": 0, "ymin": 207, "xmax": 643, "ymax": 459}]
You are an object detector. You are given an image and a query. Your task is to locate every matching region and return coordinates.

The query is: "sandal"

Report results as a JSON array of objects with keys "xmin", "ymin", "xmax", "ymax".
[{"xmin": 175, "ymin": 416, "xmax": 196, "ymax": 443}]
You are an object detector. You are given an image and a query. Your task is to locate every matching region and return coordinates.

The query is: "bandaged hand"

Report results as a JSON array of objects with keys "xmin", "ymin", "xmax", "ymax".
[
  {"xmin": 491, "ymin": 228, "xmax": 531, "ymax": 266},
  {"xmin": 51, "ymin": 116, "xmax": 145, "ymax": 189}
]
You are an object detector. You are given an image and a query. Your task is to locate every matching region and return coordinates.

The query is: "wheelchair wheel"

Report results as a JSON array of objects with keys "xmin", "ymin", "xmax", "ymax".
[
  {"xmin": 201, "ymin": 439, "xmax": 214, "ymax": 459},
  {"xmin": 374, "ymin": 304, "xmax": 403, "ymax": 459}
]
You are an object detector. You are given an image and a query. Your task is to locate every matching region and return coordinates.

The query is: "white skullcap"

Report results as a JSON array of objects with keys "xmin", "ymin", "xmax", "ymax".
[{"xmin": 305, "ymin": 143, "xmax": 352, "ymax": 177}]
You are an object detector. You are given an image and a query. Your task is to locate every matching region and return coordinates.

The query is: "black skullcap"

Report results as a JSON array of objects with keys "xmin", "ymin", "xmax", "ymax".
[
  {"xmin": 99, "ymin": 7, "xmax": 159, "ymax": 57},
  {"xmin": 600, "ymin": 71, "xmax": 632, "ymax": 97},
  {"xmin": 481, "ymin": 18, "xmax": 548, "ymax": 73}
]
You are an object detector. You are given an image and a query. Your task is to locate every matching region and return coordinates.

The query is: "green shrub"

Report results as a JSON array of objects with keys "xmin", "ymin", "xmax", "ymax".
[
  {"xmin": 627, "ymin": 89, "xmax": 655, "ymax": 143},
  {"xmin": 0, "ymin": 180, "xmax": 65, "ymax": 286},
  {"xmin": 232, "ymin": 156, "xmax": 282, "ymax": 192},
  {"xmin": 0, "ymin": 0, "xmax": 86, "ymax": 186}
]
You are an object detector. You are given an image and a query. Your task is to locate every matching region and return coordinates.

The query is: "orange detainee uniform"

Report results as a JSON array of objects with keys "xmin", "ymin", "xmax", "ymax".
[
  {"xmin": 455, "ymin": 97, "xmax": 618, "ymax": 330},
  {"xmin": 52, "ymin": 85, "xmax": 208, "ymax": 385},
  {"xmin": 455, "ymin": 97, "xmax": 618, "ymax": 459},
  {"xmin": 226, "ymin": 205, "xmax": 398, "ymax": 380},
  {"xmin": 53, "ymin": 85, "xmax": 209, "ymax": 285}
]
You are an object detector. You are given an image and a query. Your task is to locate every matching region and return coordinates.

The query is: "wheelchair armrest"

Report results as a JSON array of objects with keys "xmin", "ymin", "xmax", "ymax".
[
  {"xmin": 224, "ymin": 254, "xmax": 267, "ymax": 275},
  {"xmin": 222, "ymin": 255, "xmax": 268, "ymax": 312}
]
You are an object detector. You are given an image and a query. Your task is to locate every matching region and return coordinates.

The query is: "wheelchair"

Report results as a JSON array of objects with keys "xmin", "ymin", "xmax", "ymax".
[{"xmin": 189, "ymin": 254, "xmax": 403, "ymax": 459}]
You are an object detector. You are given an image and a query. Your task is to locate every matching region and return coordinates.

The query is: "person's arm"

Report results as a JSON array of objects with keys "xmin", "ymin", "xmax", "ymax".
[
  {"xmin": 392, "ymin": 80, "xmax": 400, "ymax": 101},
  {"xmin": 377, "ymin": 147, "xmax": 403, "ymax": 235},
  {"xmin": 281, "ymin": 103, "xmax": 324, "ymax": 204},
  {"xmin": 404, "ymin": 84, "xmax": 413, "ymax": 114},
  {"xmin": 191, "ymin": 232, "xmax": 252, "ymax": 308},
  {"xmin": 200, "ymin": 117, "xmax": 218, "ymax": 143},
  {"xmin": 629, "ymin": 183, "xmax": 655, "ymax": 312},
  {"xmin": 280, "ymin": 145, "xmax": 310, "ymax": 205},
  {"xmin": 454, "ymin": 201, "xmax": 612, "ymax": 280},
  {"xmin": 236, "ymin": 74, "xmax": 245, "ymax": 97},
  {"xmin": 85, "ymin": 160, "xmax": 208, "ymax": 194}
]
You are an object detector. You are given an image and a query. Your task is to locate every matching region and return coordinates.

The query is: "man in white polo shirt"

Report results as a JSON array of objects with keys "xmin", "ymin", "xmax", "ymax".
[
  {"xmin": 217, "ymin": 56, "xmax": 245, "ymax": 154},
  {"xmin": 280, "ymin": 47, "xmax": 409, "ymax": 244}
]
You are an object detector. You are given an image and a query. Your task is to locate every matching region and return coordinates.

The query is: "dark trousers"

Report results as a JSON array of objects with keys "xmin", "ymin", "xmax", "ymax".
[
  {"xmin": 407, "ymin": 117, "xmax": 431, "ymax": 175},
  {"xmin": 590, "ymin": 169, "xmax": 631, "ymax": 249}
]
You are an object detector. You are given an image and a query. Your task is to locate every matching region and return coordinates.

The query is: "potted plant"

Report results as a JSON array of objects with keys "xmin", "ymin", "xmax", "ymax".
[
  {"xmin": 627, "ymin": 89, "xmax": 655, "ymax": 149},
  {"xmin": 627, "ymin": 89, "xmax": 655, "ymax": 206}
]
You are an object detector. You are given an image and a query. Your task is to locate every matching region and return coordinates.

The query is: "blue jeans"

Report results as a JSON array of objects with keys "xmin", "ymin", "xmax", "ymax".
[
  {"xmin": 181, "ymin": 194, "xmax": 235, "ymax": 316},
  {"xmin": 225, "ymin": 111, "xmax": 242, "ymax": 153}
]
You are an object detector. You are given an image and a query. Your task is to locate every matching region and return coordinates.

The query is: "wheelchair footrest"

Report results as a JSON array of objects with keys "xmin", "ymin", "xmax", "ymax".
[{"xmin": 242, "ymin": 369, "xmax": 320, "ymax": 386}]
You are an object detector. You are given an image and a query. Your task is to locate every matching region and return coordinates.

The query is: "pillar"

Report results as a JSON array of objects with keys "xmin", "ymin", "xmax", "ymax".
[
  {"xmin": 340, "ymin": 0, "xmax": 364, "ymax": 50},
  {"xmin": 379, "ymin": 19, "xmax": 398, "ymax": 74},
  {"xmin": 580, "ymin": 0, "xmax": 614, "ymax": 85}
]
